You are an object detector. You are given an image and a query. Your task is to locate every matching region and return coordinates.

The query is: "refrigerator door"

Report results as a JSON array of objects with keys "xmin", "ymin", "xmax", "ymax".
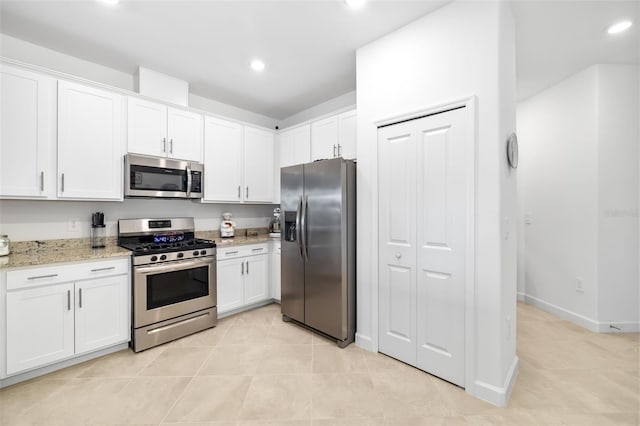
[
  {"xmin": 303, "ymin": 158, "xmax": 347, "ymax": 339},
  {"xmin": 281, "ymin": 164, "xmax": 305, "ymax": 323}
]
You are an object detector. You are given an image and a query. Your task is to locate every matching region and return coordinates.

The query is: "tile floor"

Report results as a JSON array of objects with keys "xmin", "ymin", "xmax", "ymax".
[{"xmin": 0, "ymin": 302, "xmax": 638, "ymax": 425}]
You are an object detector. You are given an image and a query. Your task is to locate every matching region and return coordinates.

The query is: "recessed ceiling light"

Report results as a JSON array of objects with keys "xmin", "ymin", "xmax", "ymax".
[
  {"xmin": 345, "ymin": 0, "xmax": 366, "ymax": 10},
  {"xmin": 607, "ymin": 20, "xmax": 632, "ymax": 34},
  {"xmin": 97, "ymin": 0, "xmax": 119, "ymax": 4},
  {"xmin": 250, "ymin": 59, "xmax": 266, "ymax": 72}
]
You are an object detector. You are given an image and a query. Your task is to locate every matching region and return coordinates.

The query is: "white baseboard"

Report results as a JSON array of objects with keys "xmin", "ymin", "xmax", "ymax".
[
  {"xmin": 355, "ymin": 332, "xmax": 374, "ymax": 352},
  {"xmin": 470, "ymin": 356, "xmax": 519, "ymax": 407},
  {"xmin": 521, "ymin": 293, "xmax": 639, "ymax": 333},
  {"xmin": 516, "ymin": 292, "xmax": 525, "ymax": 301}
]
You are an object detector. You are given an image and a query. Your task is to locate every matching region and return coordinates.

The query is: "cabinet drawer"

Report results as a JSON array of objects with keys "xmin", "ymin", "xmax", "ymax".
[
  {"xmin": 7, "ymin": 258, "xmax": 129, "ymax": 290},
  {"xmin": 217, "ymin": 243, "xmax": 269, "ymax": 259}
]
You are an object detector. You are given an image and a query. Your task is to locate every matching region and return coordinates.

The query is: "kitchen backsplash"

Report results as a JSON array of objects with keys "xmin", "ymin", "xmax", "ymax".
[{"xmin": 0, "ymin": 199, "xmax": 276, "ymax": 241}]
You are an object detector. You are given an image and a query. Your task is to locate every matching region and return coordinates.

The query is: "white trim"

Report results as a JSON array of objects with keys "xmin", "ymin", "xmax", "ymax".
[
  {"xmin": 521, "ymin": 293, "xmax": 640, "ymax": 333},
  {"xmin": 516, "ymin": 291, "xmax": 525, "ymax": 301},
  {"xmin": 278, "ymin": 104, "xmax": 357, "ymax": 133},
  {"xmin": 355, "ymin": 333, "xmax": 374, "ymax": 351},
  {"xmin": 473, "ymin": 356, "xmax": 519, "ymax": 407},
  {"xmin": 372, "ymin": 95, "xmax": 477, "ymax": 392}
]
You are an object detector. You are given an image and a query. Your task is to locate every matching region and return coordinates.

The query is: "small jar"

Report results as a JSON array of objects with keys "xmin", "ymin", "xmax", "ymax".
[{"xmin": 0, "ymin": 235, "xmax": 10, "ymax": 257}]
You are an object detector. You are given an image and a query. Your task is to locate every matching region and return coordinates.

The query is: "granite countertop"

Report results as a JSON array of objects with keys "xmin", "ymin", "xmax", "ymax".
[{"xmin": 215, "ymin": 234, "xmax": 279, "ymax": 247}]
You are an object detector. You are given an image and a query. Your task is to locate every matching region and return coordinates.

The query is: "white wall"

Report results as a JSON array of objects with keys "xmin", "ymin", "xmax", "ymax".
[
  {"xmin": 356, "ymin": 0, "xmax": 517, "ymax": 406},
  {"xmin": 517, "ymin": 64, "xmax": 639, "ymax": 331},
  {"xmin": 0, "ymin": 199, "xmax": 274, "ymax": 241},
  {"xmin": 278, "ymin": 90, "xmax": 356, "ymax": 129},
  {"xmin": 0, "ymin": 33, "xmax": 279, "ymax": 129}
]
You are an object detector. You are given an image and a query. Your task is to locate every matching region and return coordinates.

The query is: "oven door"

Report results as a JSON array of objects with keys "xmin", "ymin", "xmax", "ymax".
[{"xmin": 133, "ymin": 256, "xmax": 216, "ymax": 328}]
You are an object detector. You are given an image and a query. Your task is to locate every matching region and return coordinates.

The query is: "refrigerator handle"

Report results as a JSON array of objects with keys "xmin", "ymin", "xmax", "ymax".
[
  {"xmin": 296, "ymin": 196, "xmax": 304, "ymax": 260},
  {"xmin": 301, "ymin": 195, "xmax": 309, "ymax": 262}
]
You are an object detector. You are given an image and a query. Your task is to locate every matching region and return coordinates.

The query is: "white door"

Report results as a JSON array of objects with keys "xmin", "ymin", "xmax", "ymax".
[
  {"xmin": 127, "ymin": 97, "xmax": 168, "ymax": 157},
  {"xmin": 378, "ymin": 107, "xmax": 468, "ymax": 387},
  {"xmin": 57, "ymin": 81, "xmax": 124, "ymax": 200},
  {"xmin": 0, "ymin": 65, "xmax": 56, "ymax": 198},
  {"xmin": 217, "ymin": 258, "xmax": 245, "ymax": 314},
  {"xmin": 167, "ymin": 107, "xmax": 203, "ymax": 162},
  {"xmin": 272, "ymin": 243, "xmax": 282, "ymax": 301},
  {"xmin": 203, "ymin": 117, "xmax": 243, "ymax": 202},
  {"xmin": 244, "ymin": 126, "xmax": 274, "ymax": 202},
  {"xmin": 415, "ymin": 108, "xmax": 467, "ymax": 387},
  {"xmin": 244, "ymin": 254, "xmax": 269, "ymax": 304},
  {"xmin": 6, "ymin": 283, "xmax": 75, "ymax": 374},
  {"xmin": 279, "ymin": 129, "xmax": 295, "ymax": 168},
  {"xmin": 293, "ymin": 124, "xmax": 312, "ymax": 164},
  {"xmin": 311, "ymin": 116, "xmax": 338, "ymax": 161},
  {"xmin": 75, "ymin": 275, "xmax": 130, "ymax": 355},
  {"xmin": 338, "ymin": 110, "xmax": 357, "ymax": 159},
  {"xmin": 378, "ymin": 120, "xmax": 418, "ymax": 366}
]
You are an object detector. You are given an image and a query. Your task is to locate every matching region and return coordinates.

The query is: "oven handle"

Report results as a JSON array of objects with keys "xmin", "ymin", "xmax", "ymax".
[{"xmin": 135, "ymin": 257, "xmax": 214, "ymax": 274}]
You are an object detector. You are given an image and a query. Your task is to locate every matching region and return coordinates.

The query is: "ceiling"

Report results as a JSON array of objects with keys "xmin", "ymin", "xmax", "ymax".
[{"xmin": 1, "ymin": 1, "xmax": 638, "ymax": 119}]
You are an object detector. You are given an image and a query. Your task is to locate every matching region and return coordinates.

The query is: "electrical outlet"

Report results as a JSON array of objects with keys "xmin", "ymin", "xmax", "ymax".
[
  {"xmin": 524, "ymin": 213, "xmax": 532, "ymax": 225},
  {"xmin": 68, "ymin": 218, "xmax": 80, "ymax": 232},
  {"xmin": 575, "ymin": 277, "xmax": 584, "ymax": 293}
]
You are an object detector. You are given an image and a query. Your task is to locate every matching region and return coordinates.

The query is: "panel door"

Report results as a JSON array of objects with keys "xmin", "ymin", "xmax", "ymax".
[
  {"xmin": 311, "ymin": 116, "xmax": 338, "ymax": 161},
  {"xmin": 243, "ymin": 126, "xmax": 274, "ymax": 202},
  {"xmin": 57, "ymin": 80, "xmax": 124, "ymax": 200},
  {"xmin": 217, "ymin": 258, "xmax": 245, "ymax": 314},
  {"xmin": 127, "ymin": 97, "xmax": 168, "ymax": 157},
  {"xmin": 244, "ymin": 254, "xmax": 269, "ymax": 305},
  {"xmin": 203, "ymin": 116, "xmax": 243, "ymax": 202},
  {"xmin": 337, "ymin": 110, "xmax": 357, "ymax": 159},
  {"xmin": 279, "ymin": 128, "xmax": 295, "ymax": 168},
  {"xmin": 0, "ymin": 65, "xmax": 57, "ymax": 199},
  {"xmin": 272, "ymin": 243, "xmax": 282, "ymax": 301},
  {"xmin": 6, "ymin": 283, "xmax": 75, "ymax": 375},
  {"xmin": 167, "ymin": 107, "xmax": 203, "ymax": 162},
  {"xmin": 378, "ymin": 120, "xmax": 418, "ymax": 366},
  {"xmin": 415, "ymin": 108, "xmax": 467, "ymax": 387},
  {"xmin": 293, "ymin": 124, "xmax": 312, "ymax": 164},
  {"xmin": 75, "ymin": 275, "xmax": 130, "ymax": 355}
]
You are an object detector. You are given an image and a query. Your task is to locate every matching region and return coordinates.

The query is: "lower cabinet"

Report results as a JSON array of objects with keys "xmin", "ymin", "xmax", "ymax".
[
  {"xmin": 4, "ymin": 259, "xmax": 130, "ymax": 376},
  {"xmin": 271, "ymin": 241, "xmax": 281, "ymax": 302}
]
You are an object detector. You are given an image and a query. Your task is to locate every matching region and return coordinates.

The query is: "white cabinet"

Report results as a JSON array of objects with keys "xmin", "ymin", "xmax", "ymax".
[
  {"xmin": 203, "ymin": 121, "xmax": 275, "ymax": 204},
  {"xmin": 311, "ymin": 116, "xmax": 339, "ymax": 161},
  {"xmin": 216, "ymin": 244, "xmax": 271, "ymax": 314},
  {"xmin": 203, "ymin": 117, "xmax": 243, "ymax": 202},
  {"xmin": 280, "ymin": 125, "xmax": 311, "ymax": 167},
  {"xmin": 0, "ymin": 64, "xmax": 57, "ymax": 199},
  {"xmin": 337, "ymin": 110, "xmax": 357, "ymax": 159},
  {"xmin": 244, "ymin": 126, "xmax": 274, "ymax": 203},
  {"xmin": 271, "ymin": 241, "xmax": 281, "ymax": 302},
  {"xmin": 5, "ymin": 258, "xmax": 130, "ymax": 376},
  {"xmin": 58, "ymin": 80, "xmax": 124, "ymax": 200},
  {"xmin": 127, "ymin": 97, "xmax": 203, "ymax": 162}
]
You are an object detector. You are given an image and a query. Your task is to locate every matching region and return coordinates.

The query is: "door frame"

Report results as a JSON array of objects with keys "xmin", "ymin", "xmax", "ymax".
[{"xmin": 371, "ymin": 95, "xmax": 477, "ymax": 391}]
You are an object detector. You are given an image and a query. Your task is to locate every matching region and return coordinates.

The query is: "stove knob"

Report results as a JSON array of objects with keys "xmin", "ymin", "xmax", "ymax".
[
  {"xmin": 150, "ymin": 256, "xmax": 158, "ymax": 262},
  {"xmin": 177, "ymin": 252, "xmax": 184, "ymax": 258},
  {"xmin": 201, "ymin": 250, "xmax": 207, "ymax": 255},
  {"xmin": 160, "ymin": 255, "xmax": 167, "ymax": 261},
  {"xmin": 193, "ymin": 251, "xmax": 200, "ymax": 256}
]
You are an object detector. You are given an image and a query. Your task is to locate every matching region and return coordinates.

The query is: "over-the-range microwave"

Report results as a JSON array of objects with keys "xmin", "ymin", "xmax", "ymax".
[{"xmin": 125, "ymin": 153, "xmax": 203, "ymax": 199}]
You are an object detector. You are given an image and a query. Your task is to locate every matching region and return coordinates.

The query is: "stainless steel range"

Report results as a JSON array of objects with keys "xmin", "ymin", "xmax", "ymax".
[{"xmin": 118, "ymin": 218, "xmax": 217, "ymax": 352}]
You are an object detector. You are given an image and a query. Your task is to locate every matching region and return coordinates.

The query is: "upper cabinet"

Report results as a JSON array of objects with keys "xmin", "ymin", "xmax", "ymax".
[
  {"xmin": 280, "ymin": 124, "xmax": 311, "ymax": 168},
  {"xmin": 311, "ymin": 116, "xmax": 339, "ymax": 161},
  {"xmin": 203, "ymin": 118, "xmax": 275, "ymax": 204},
  {"xmin": 127, "ymin": 97, "xmax": 203, "ymax": 162},
  {"xmin": 290, "ymin": 109, "xmax": 357, "ymax": 164},
  {"xmin": 0, "ymin": 64, "xmax": 57, "ymax": 199},
  {"xmin": 337, "ymin": 110, "xmax": 357, "ymax": 159},
  {"xmin": 58, "ymin": 80, "xmax": 124, "ymax": 201}
]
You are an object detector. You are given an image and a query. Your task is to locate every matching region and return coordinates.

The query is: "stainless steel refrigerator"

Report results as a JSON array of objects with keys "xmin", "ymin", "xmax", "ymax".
[{"xmin": 281, "ymin": 158, "xmax": 356, "ymax": 348}]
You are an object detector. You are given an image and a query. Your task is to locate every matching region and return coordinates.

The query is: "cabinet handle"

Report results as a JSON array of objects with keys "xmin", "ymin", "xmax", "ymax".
[
  {"xmin": 40, "ymin": 171, "xmax": 44, "ymax": 191},
  {"xmin": 246, "ymin": 186, "xmax": 249, "ymax": 198},
  {"xmin": 246, "ymin": 260, "xmax": 249, "ymax": 274},
  {"xmin": 27, "ymin": 274, "xmax": 58, "ymax": 280},
  {"xmin": 252, "ymin": 248, "xmax": 263, "ymax": 252},
  {"xmin": 61, "ymin": 173, "xmax": 65, "ymax": 192},
  {"xmin": 226, "ymin": 251, "xmax": 238, "ymax": 255},
  {"xmin": 338, "ymin": 144, "xmax": 342, "ymax": 156},
  {"xmin": 170, "ymin": 139, "xmax": 174, "ymax": 154},
  {"xmin": 238, "ymin": 185, "xmax": 241, "ymax": 199},
  {"xmin": 91, "ymin": 266, "xmax": 115, "ymax": 272},
  {"xmin": 67, "ymin": 290, "xmax": 71, "ymax": 311},
  {"xmin": 79, "ymin": 288, "xmax": 82, "ymax": 308},
  {"xmin": 333, "ymin": 144, "xmax": 337, "ymax": 157},
  {"xmin": 241, "ymin": 261, "xmax": 244, "ymax": 275},
  {"xmin": 163, "ymin": 137, "xmax": 167, "ymax": 153}
]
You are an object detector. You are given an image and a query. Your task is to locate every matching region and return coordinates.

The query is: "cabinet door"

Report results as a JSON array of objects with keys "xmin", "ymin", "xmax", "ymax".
[
  {"xmin": 217, "ymin": 258, "xmax": 245, "ymax": 314},
  {"xmin": 272, "ymin": 243, "xmax": 281, "ymax": 301},
  {"xmin": 244, "ymin": 254, "xmax": 269, "ymax": 305},
  {"xmin": 167, "ymin": 107, "xmax": 203, "ymax": 162},
  {"xmin": 293, "ymin": 124, "xmax": 312, "ymax": 164},
  {"xmin": 279, "ymin": 129, "xmax": 295, "ymax": 168},
  {"xmin": 203, "ymin": 117, "xmax": 243, "ymax": 202},
  {"xmin": 127, "ymin": 97, "xmax": 168, "ymax": 157},
  {"xmin": 75, "ymin": 275, "xmax": 130, "ymax": 355},
  {"xmin": 243, "ymin": 126, "xmax": 274, "ymax": 203},
  {"xmin": 338, "ymin": 110, "xmax": 357, "ymax": 159},
  {"xmin": 58, "ymin": 81, "xmax": 124, "ymax": 200},
  {"xmin": 0, "ymin": 65, "xmax": 56, "ymax": 199},
  {"xmin": 311, "ymin": 116, "xmax": 338, "ymax": 161},
  {"xmin": 6, "ymin": 283, "xmax": 75, "ymax": 375}
]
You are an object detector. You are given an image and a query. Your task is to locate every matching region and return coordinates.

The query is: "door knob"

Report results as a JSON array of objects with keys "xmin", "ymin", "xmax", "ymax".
[{"xmin": 395, "ymin": 252, "xmax": 402, "ymax": 259}]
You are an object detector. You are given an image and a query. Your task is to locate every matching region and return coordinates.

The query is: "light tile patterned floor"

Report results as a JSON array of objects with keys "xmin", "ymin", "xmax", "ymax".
[{"xmin": 0, "ymin": 302, "xmax": 638, "ymax": 425}]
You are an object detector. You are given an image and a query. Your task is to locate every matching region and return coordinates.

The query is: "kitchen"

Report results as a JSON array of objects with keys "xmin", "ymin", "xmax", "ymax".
[{"xmin": 2, "ymin": 0, "xmax": 640, "ymax": 424}]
